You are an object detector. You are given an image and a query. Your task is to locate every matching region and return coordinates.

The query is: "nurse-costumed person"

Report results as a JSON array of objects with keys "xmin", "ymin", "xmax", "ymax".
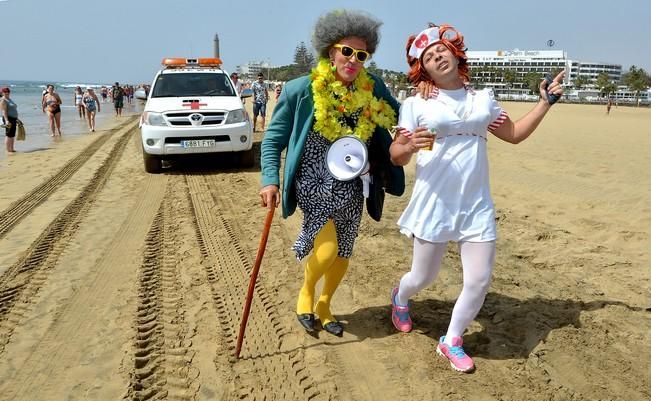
[{"xmin": 389, "ymin": 22, "xmax": 564, "ymax": 372}]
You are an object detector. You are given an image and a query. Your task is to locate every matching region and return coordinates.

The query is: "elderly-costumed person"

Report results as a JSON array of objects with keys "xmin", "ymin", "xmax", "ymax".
[{"xmin": 259, "ymin": 9, "xmax": 404, "ymax": 336}]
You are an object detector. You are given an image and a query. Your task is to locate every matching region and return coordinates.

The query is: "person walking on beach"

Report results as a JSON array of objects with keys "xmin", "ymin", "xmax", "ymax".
[
  {"xmin": 388, "ymin": 22, "xmax": 564, "ymax": 373},
  {"xmin": 251, "ymin": 73, "xmax": 268, "ymax": 132},
  {"xmin": 126, "ymin": 85, "xmax": 133, "ymax": 105},
  {"xmin": 112, "ymin": 82, "xmax": 124, "ymax": 117},
  {"xmin": 100, "ymin": 86, "xmax": 108, "ymax": 103},
  {"xmin": 1, "ymin": 87, "xmax": 19, "ymax": 153},
  {"xmin": 74, "ymin": 86, "xmax": 86, "ymax": 119},
  {"xmin": 260, "ymin": 9, "xmax": 404, "ymax": 337},
  {"xmin": 42, "ymin": 84, "xmax": 63, "ymax": 136},
  {"xmin": 274, "ymin": 84, "xmax": 282, "ymax": 100},
  {"xmin": 82, "ymin": 87, "xmax": 101, "ymax": 132},
  {"xmin": 230, "ymin": 72, "xmax": 242, "ymax": 95},
  {"xmin": 231, "ymin": 72, "xmax": 245, "ymax": 105},
  {"xmin": 606, "ymin": 97, "xmax": 612, "ymax": 114}
]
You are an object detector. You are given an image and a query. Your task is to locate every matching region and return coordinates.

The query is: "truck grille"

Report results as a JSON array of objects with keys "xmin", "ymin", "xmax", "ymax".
[{"xmin": 164, "ymin": 111, "xmax": 226, "ymax": 126}]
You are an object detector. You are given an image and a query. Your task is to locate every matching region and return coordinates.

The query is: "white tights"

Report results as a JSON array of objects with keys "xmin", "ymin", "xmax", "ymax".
[{"xmin": 396, "ymin": 238, "xmax": 496, "ymax": 344}]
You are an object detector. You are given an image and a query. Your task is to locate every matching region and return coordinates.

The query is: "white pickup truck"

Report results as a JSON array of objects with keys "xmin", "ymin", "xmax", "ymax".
[{"xmin": 139, "ymin": 57, "xmax": 253, "ymax": 173}]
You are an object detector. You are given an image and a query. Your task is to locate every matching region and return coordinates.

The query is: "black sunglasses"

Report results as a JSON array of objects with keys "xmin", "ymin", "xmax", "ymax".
[{"xmin": 333, "ymin": 44, "xmax": 370, "ymax": 62}]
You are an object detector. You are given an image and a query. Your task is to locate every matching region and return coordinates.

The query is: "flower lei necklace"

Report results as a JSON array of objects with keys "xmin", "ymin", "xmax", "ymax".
[{"xmin": 311, "ymin": 58, "xmax": 396, "ymax": 143}]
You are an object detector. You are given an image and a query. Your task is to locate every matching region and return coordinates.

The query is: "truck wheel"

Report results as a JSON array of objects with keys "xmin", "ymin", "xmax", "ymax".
[
  {"xmin": 143, "ymin": 150, "xmax": 162, "ymax": 173},
  {"xmin": 239, "ymin": 148, "xmax": 255, "ymax": 168}
]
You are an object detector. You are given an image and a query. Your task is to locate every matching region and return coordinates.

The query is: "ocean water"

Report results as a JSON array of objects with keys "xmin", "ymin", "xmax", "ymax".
[{"xmin": 0, "ymin": 80, "xmax": 143, "ymax": 159}]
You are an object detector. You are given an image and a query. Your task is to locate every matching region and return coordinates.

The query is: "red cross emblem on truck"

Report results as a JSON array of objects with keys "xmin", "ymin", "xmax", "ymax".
[{"xmin": 182, "ymin": 100, "xmax": 207, "ymax": 110}]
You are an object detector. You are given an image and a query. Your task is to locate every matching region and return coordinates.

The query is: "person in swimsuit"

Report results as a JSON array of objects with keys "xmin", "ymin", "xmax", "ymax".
[
  {"xmin": 1, "ymin": 87, "xmax": 19, "ymax": 153},
  {"xmin": 388, "ymin": 23, "xmax": 564, "ymax": 373},
  {"xmin": 42, "ymin": 84, "xmax": 63, "ymax": 136},
  {"xmin": 74, "ymin": 86, "xmax": 86, "ymax": 119},
  {"xmin": 260, "ymin": 9, "xmax": 404, "ymax": 337},
  {"xmin": 82, "ymin": 87, "xmax": 101, "ymax": 132}
]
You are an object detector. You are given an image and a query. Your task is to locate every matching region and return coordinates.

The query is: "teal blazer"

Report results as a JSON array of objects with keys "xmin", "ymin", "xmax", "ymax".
[{"xmin": 260, "ymin": 73, "xmax": 405, "ymax": 219}]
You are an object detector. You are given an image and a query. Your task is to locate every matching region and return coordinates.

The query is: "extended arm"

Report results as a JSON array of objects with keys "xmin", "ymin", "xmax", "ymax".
[{"xmin": 492, "ymin": 71, "xmax": 564, "ymax": 144}]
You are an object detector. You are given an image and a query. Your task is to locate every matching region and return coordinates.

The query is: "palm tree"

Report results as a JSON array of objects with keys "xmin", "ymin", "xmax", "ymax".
[
  {"xmin": 524, "ymin": 72, "xmax": 542, "ymax": 95},
  {"xmin": 622, "ymin": 65, "xmax": 650, "ymax": 106},
  {"xmin": 596, "ymin": 72, "xmax": 615, "ymax": 98},
  {"xmin": 574, "ymin": 76, "xmax": 588, "ymax": 91},
  {"xmin": 503, "ymin": 69, "xmax": 517, "ymax": 100}
]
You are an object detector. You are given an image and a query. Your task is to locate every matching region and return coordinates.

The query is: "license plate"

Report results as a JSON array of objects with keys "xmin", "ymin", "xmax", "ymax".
[{"xmin": 181, "ymin": 139, "xmax": 217, "ymax": 148}]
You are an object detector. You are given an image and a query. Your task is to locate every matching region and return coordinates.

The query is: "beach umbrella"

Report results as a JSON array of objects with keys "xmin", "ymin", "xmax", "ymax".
[{"xmin": 235, "ymin": 206, "xmax": 275, "ymax": 358}]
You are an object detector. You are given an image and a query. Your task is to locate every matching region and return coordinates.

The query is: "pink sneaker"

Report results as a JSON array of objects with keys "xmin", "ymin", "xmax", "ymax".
[
  {"xmin": 391, "ymin": 287, "xmax": 412, "ymax": 332},
  {"xmin": 436, "ymin": 336, "xmax": 475, "ymax": 372}
]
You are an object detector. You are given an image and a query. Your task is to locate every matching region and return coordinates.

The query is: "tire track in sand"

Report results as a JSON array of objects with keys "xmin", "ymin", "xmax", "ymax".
[
  {"xmin": 186, "ymin": 172, "xmax": 328, "ymax": 401},
  {"xmin": 0, "ymin": 173, "xmax": 168, "ymax": 400},
  {"xmin": 0, "ymin": 118, "xmax": 136, "ymax": 240},
  {"xmin": 0, "ymin": 123, "xmax": 136, "ymax": 355},
  {"xmin": 125, "ymin": 183, "xmax": 199, "ymax": 401}
]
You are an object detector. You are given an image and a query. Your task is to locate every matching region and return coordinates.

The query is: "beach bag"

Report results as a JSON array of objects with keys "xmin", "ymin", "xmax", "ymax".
[{"xmin": 16, "ymin": 119, "xmax": 26, "ymax": 141}]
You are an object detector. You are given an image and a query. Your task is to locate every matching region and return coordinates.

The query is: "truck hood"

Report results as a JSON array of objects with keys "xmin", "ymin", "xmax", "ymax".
[{"xmin": 144, "ymin": 96, "xmax": 244, "ymax": 113}]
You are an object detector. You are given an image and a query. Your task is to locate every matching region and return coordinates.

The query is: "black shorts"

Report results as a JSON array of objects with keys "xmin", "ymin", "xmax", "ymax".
[
  {"xmin": 3, "ymin": 116, "xmax": 17, "ymax": 138},
  {"xmin": 253, "ymin": 101, "xmax": 266, "ymax": 117}
]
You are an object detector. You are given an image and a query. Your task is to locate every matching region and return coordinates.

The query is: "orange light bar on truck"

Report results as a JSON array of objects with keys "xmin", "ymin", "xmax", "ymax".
[{"xmin": 161, "ymin": 57, "xmax": 223, "ymax": 68}]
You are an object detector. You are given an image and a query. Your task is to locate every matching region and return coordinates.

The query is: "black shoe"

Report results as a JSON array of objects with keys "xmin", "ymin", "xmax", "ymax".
[
  {"xmin": 323, "ymin": 321, "xmax": 344, "ymax": 337},
  {"xmin": 296, "ymin": 313, "xmax": 316, "ymax": 332}
]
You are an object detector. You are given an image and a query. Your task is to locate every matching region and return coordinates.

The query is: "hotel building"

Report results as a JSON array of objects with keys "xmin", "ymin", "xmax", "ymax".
[{"xmin": 466, "ymin": 49, "xmax": 624, "ymax": 99}]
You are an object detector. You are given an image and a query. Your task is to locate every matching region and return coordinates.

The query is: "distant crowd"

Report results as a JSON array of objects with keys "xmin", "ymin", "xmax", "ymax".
[{"xmin": 1, "ymin": 82, "xmax": 146, "ymax": 153}]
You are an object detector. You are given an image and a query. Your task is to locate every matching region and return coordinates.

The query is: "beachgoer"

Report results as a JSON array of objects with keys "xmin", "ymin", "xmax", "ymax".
[
  {"xmin": 607, "ymin": 98, "xmax": 612, "ymax": 114},
  {"xmin": 388, "ymin": 23, "xmax": 564, "ymax": 373},
  {"xmin": 100, "ymin": 86, "xmax": 108, "ymax": 102},
  {"xmin": 251, "ymin": 72, "xmax": 268, "ymax": 131},
  {"xmin": 230, "ymin": 72, "xmax": 243, "ymax": 95},
  {"xmin": 112, "ymin": 82, "xmax": 124, "ymax": 117},
  {"xmin": 82, "ymin": 87, "xmax": 101, "ymax": 132},
  {"xmin": 74, "ymin": 86, "xmax": 86, "ymax": 119},
  {"xmin": 274, "ymin": 84, "xmax": 282, "ymax": 100},
  {"xmin": 42, "ymin": 84, "xmax": 63, "ymax": 136},
  {"xmin": 1, "ymin": 87, "xmax": 18, "ymax": 153},
  {"xmin": 260, "ymin": 9, "xmax": 404, "ymax": 337}
]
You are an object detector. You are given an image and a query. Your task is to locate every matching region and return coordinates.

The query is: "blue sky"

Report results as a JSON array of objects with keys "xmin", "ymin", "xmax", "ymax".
[{"xmin": 1, "ymin": 0, "xmax": 649, "ymax": 84}]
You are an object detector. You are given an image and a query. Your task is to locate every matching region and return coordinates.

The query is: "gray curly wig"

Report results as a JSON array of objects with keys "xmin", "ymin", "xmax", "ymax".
[{"xmin": 312, "ymin": 9, "xmax": 382, "ymax": 59}]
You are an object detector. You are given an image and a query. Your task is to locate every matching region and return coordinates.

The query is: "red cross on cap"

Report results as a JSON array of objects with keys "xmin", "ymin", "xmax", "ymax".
[
  {"xmin": 415, "ymin": 34, "xmax": 429, "ymax": 49},
  {"xmin": 408, "ymin": 27, "xmax": 441, "ymax": 59}
]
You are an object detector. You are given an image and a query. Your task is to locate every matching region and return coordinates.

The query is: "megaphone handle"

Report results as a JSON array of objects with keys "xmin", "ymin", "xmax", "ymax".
[{"xmin": 362, "ymin": 174, "xmax": 371, "ymax": 198}]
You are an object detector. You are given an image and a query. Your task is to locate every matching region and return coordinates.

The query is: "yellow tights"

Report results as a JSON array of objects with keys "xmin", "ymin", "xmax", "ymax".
[{"xmin": 296, "ymin": 220, "xmax": 349, "ymax": 326}]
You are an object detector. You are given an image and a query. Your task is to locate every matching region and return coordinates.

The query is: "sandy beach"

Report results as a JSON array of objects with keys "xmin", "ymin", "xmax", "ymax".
[{"xmin": 0, "ymin": 97, "xmax": 650, "ymax": 401}]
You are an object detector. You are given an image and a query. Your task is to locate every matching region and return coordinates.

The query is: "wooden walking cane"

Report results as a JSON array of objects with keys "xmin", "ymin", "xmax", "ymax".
[{"xmin": 235, "ymin": 206, "xmax": 275, "ymax": 358}]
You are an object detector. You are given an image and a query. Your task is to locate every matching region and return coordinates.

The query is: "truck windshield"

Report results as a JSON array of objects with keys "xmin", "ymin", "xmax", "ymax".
[{"xmin": 151, "ymin": 73, "xmax": 236, "ymax": 98}]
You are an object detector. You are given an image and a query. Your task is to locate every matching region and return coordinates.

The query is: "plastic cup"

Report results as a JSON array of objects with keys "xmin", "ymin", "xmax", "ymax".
[{"xmin": 422, "ymin": 128, "xmax": 436, "ymax": 151}]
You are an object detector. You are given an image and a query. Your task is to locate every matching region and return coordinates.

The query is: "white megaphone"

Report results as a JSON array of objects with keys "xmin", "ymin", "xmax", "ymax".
[{"xmin": 326, "ymin": 136, "xmax": 372, "ymax": 197}]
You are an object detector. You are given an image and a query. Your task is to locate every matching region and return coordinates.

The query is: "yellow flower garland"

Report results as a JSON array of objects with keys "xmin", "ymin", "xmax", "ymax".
[{"xmin": 311, "ymin": 58, "xmax": 396, "ymax": 143}]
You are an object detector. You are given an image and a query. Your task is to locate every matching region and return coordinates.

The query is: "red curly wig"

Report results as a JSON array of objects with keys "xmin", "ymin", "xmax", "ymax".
[{"xmin": 406, "ymin": 23, "xmax": 469, "ymax": 86}]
